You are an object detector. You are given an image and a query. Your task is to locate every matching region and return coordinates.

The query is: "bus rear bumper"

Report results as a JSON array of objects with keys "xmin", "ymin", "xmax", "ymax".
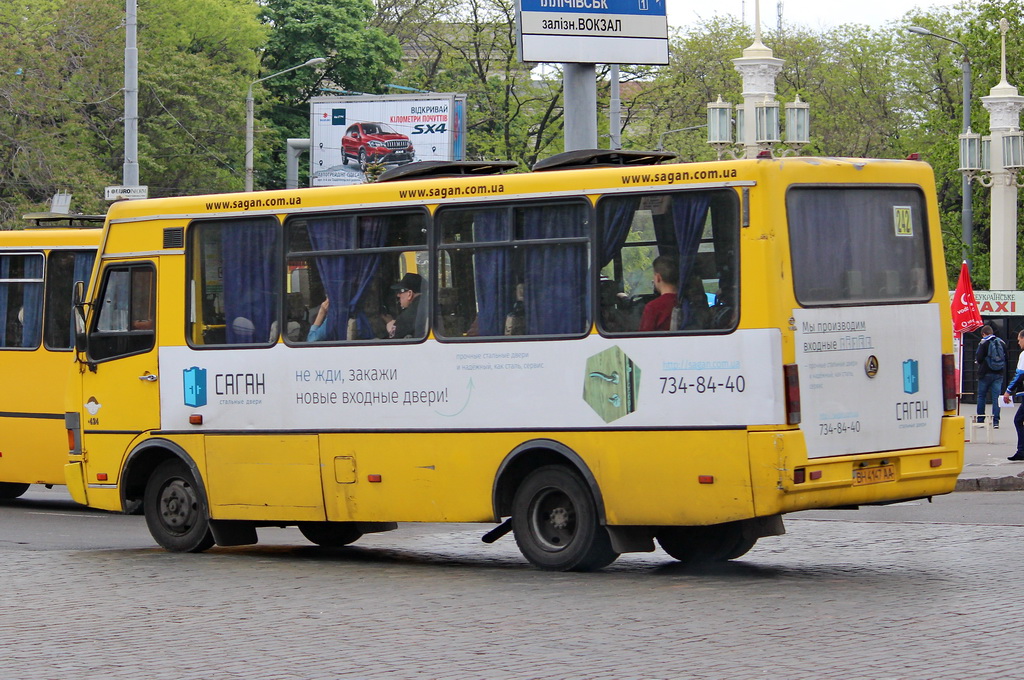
[
  {"xmin": 749, "ymin": 416, "xmax": 965, "ymax": 516},
  {"xmin": 64, "ymin": 462, "xmax": 89, "ymax": 506}
]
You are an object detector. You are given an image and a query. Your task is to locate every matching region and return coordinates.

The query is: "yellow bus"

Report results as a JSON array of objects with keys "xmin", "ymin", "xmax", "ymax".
[
  {"xmin": 64, "ymin": 152, "xmax": 963, "ymax": 570},
  {"xmin": 0, "ymin": 213, "xmax": 101, "ymax": 499}
]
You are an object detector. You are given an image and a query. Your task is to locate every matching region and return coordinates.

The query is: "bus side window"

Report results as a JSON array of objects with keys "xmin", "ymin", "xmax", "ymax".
[
  {"xmin": 44, "ymin": 250, "xmax": 95, "ymax": 350},
  {"xmin": 0, "ymin": 253, "xmax": 44, "ymax": 349},
  {"xmin": 188, "ymin": 218, "xmax": 280, "ymax": 347},
  {"xmin": 89, "ymin": 264, "xmax": 156, "ymax": 361},
  {"xmin": 285, "ymin": 210, "xmax": 428, "ymax": 344},
  {"xmin": 597, "ymin": 190, "xmax": 740, "ymax": 335},
  {"xmin": 435, "ymin": 200, "xmax": 590, "ymax": 339}
]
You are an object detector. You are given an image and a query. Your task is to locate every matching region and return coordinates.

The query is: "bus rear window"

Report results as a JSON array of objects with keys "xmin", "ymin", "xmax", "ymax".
[{"xmin": 788, "ymin": 187, "xmax": 933, "ymax": 306}]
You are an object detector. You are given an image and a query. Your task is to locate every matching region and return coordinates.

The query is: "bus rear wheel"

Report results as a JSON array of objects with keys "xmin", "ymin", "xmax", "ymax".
[
  {"xmin": 656, "ymin": 522, "xmax": 756, "ymax": 564},
  {"xmin": 512, "ymin": 465, "xmax": 618, "ymax": 572},
  {"xmin": 298, "ymin": 522, "xmax": 363, "ymax": 547},
  {"xmin": 0, "ymin": 482, "xmax": 30, "ymax": 500},
  {"xmin": 144, "ymin": 459, "xmax": 215, "ymax": 553}
]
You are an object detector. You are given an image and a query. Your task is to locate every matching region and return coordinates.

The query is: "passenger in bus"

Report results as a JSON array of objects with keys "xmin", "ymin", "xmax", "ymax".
[
  {"xmin": 230, "ymin": 316, "xmax": 255, "ymax": 342},
  {"xmin": 677, "ymin": 274, "xmax": 711, "ymax": 330},
  {"xmin": 306, "ymin": 297, "xmax": 330, "ymax": 342},
  {"xmin": 387, "ymin": 273, "xmax": 424, "ymax": 339},
  {"xmin": 505, "ymin": 283, "xmax": 525, "ymax": 335},
  {"xmin": 639, "ymin": 255, "xmax": 679, "ymax": 332},
  {"xmin": 711, "ymin": 283, "xmax": 737, "ymax": 328},
  {"xmin": 599, "ymin": 278, "xmax": 631, "ymax": 332}
]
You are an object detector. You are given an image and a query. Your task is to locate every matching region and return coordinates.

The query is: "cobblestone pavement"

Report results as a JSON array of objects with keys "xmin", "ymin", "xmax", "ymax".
[{"xmin": 3, "ymin": 504, "xmax": 1024, "ymax": 680}]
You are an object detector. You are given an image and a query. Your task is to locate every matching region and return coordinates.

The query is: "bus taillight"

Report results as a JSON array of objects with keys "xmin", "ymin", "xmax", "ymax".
[
  {"xmin": 942, "ymin": 353, "xmax": 957, "ymax": 412},
  {"xmin": 783, "ymin": 363, "xmax": 801, "ymax": 425}
]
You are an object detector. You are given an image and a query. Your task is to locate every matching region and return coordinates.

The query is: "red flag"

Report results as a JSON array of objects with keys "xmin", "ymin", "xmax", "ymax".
[{"xmin": 951, "ymin": 261, "xmax": 983, "ymax": 336}]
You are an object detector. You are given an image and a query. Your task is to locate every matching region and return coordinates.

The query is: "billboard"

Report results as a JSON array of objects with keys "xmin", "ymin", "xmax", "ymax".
[
  {"xmin": 309, "ymin": 94, "xmax": 467, "ymax": 187},
  {"xmin": 517, "ymin": 0, "xmax": 668, "ymax": 65}
]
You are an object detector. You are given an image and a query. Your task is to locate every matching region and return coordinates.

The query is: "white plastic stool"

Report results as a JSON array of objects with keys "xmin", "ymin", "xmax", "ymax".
[{"xmin": 967, "ymin": 415, "xmax": 993, "ymax": 443}]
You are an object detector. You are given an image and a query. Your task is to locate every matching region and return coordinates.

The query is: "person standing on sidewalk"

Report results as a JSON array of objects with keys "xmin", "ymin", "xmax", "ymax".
[
  {"xmin": 1003, "ymin": 329, "xmax": 1024, "ymax": 461},
  {"xmin": 976, "ymin": 325, "xmax": 1007, "ymax": 428}
]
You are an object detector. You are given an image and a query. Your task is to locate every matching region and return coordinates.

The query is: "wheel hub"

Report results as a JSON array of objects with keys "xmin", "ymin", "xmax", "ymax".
[
  {"xmin": 160, "ymin": 480, "xmax": 195, "ymax": 532},
  {"xmin": 548, "ymin": 507, "xmax": 570, "ymax": 530}
]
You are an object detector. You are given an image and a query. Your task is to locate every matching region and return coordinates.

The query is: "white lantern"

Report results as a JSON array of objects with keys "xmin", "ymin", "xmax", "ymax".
[
  {"xmin": 755, "ymin": 99, "xmax": 780, "ymax": 144},
  {"xmin": 706, "ymin": 96, "xmax": 733, "ymax": 145},
  {"xmin": 1002, "ymin": 131, "xmax": 1024, "ymax": 170},
  {"xmin": 958, "ymin": 130, "xmax": 981, "ymax": 171},
  {"xmin": 784, "ymin": 96, "xmax": 810, "ymax": 145}
]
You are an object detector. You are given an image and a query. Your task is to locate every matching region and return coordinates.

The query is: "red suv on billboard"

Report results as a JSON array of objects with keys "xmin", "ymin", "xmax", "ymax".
[{"xmin": 341, "ymin": 122, "xmax": 415, "ymax": 167}]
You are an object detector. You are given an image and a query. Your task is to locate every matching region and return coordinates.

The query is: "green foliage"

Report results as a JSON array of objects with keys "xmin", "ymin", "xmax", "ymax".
[
  {"xmin": 0, "ymin": 0, "xmax": 265, "ymax": 221},
  {"xmin": 385, "ymin": 0, "xmax": 561, "ymax": 167},
  {"xmin": 253, "ymin": 0, "xmax": 402, "ymax": 189},
  {"xmin": 363, "ymin": 161, "xmax": 387, "ymax": 183}
]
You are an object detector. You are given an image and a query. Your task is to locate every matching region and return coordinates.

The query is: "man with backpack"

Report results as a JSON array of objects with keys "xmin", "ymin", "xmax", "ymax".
[{"xmin": 976, "ymin": 325, "xmax": 1007, "ymax": 428}]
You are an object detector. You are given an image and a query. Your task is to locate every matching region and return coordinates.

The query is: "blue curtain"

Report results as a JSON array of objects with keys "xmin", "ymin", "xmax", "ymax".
[
  {"xmin": 523, "ymin": 204, "xmax": 588, "ymax": 335},
  {"xmin": 787, "ymin": 190, "xmax": 850, "ymax": 302},
  {"xmin": 0, "ymin": 255, "xmax": 43, "ymax": 348},
  {"xmin": 0, "ymin": 257, "xmax": 8, "ymax": 347},
  {"xmin": 671, "ymin": 193, "xmax": 712, "ymax": 328},
  {"xmin": 20, "ymin": 256, "xmax": 43, "ymax": 347},
  {"xmin": 598, "ymin": 197, "xmax": 640, "ymax": 268},
  {"xmin": 472, "ymin": 210, "xmax": 513, "ymax": 336},
  {"xmin": 308, "ymin": 215, "xmax": 387, "ymax": 341},
  {"xmin": 69, "ymin": 252, "xmax": 96, "ymax": 347},
  {"xmin": 223, "ymin": 221, "xmax": 277, "ymax": 344}
]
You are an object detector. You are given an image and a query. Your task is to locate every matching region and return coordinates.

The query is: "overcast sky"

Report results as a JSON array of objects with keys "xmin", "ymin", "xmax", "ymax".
[{"xmin": 667, "ymin": 0, "xmax": 960, "ymax": 31}]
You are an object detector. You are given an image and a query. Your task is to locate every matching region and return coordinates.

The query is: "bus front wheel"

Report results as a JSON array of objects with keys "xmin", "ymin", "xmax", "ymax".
[
  {"xmin": 656, "ymin": 523, "xmax": 756, "ymax": 564},
  {"xmin": 511, "ymin": 465, "xmax": 618, "ymax": 572},
  {"xmin": 144, "ymin": 459, "xmax": 215, "ymax": 553},
  {"xmin": 0, "ymin": 482, "xmax": 30, "ymax": 500},
  {"xmin": 298, "ymin": 522, "xmax": 363, "ymax": 547}
]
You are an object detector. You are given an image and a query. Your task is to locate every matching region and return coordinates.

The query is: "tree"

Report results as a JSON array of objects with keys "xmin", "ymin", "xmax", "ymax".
[
  {"xmin": 254, "ymin": 0, "xmax": 402, "ymax": 189},
  {"xmin": 385, "ymin": 0, "xmax": 567, "ymax": 167},
  {"xmin": 0, "ymin": 0, "xmax": 266, "ymax": 222}
]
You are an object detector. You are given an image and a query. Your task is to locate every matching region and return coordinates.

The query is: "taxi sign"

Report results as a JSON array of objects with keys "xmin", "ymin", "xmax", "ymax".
[{"xmin": 105, "ymin": 185, "xmax": 149, "ymax": 200}]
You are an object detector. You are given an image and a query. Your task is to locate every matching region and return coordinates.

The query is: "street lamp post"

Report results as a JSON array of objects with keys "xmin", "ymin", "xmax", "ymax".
[
  {"xmin": 908, "ymin": 26, "xmax": 973, "ymax": 265},
  {"xmin": 657, "ymin": 125, "xmax": 708, "ymax": 152},
  {"xmin": 245, "ymin": 57, "xmax": 326, "ymax": 192},
  {"xmin": 704, "ymin": 0, "xmax": 809, "ymax": 160}
]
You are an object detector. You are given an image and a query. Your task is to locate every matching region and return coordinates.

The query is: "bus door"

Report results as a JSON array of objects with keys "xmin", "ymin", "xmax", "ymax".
[{"xmin": 77, "ymin": 261, "xmax": 159, "ymax": 492}]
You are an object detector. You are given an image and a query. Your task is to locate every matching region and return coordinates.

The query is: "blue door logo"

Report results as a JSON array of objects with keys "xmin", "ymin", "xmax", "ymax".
[
  {"xmin": 902, "ymin": 359, "xmax": 919, "ymax": 395},
  {"xmin": 183, "ymin": 367, "xmax": 207, "ymax": 407}
]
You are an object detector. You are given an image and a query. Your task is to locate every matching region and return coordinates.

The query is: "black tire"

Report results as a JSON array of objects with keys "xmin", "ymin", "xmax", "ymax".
[
  {"xmin": 298, "ymin": 522, "xmax": 363, "ymax": 547},
  {"xmin": 143, "ymin": 459, "xmax": 215, "ymax": 553},
  {"xmin": 342, "ymin": 151, "xmax": 349, "ymax": 166},
  {"xmin": 657, "ymin": 522, "xmax": 756, "ymax": 564},
  {"xmin": 511, "ymin": 465, "xmax": 618, "ymax": 572},
  {"xmin": 358, "ymin": 148, "xmax": 368, "ymax": 169},
  {"xmin": 0, "ymin": 482, "xmax": 30, "ymax": 500}
]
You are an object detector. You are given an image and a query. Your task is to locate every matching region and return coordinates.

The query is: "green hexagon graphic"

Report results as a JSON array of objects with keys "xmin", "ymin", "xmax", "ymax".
[{"xmin": 583, "ymin": 346, "xmax": 641, "ymax": 423}]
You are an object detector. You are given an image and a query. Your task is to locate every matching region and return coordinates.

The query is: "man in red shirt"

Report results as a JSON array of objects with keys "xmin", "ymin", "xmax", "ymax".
[{"xmin": 639, "ymin": 255, "xmax": 679, "ymax": 331}]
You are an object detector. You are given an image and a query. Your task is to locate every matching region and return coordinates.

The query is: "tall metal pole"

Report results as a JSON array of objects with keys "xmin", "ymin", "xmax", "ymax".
[
  {"xmin": 564, "ymin": 63, "xmax": 597, "ymax": 152},
  {"xmin": 123, "ymin": 0, "xmax": 139, "ymax": 187},
  {"xmin": 960, "ymin": 54, "xmax": 973, "ymax": 266},
  {"xmin": 244, "ymin": 58, "xmax": 326, "ymax": 192},
  {"xmin": 609, "ymin": 65, "xmax": 621, "ymax": 150},
  {"xmin": 907, "ymin": 27, "xmax": 972, "ymax": 266},
  {"xmin": 244, "ymin": 84, "xmax": 256, "ymax": 192}
]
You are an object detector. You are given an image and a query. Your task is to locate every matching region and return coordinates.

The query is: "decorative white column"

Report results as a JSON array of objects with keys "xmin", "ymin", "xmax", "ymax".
[
  {"xmin": 981, "ymin": 20, "xmax": 1024, "ymax": 290},
  {"xmin": 732, "ymin": 0, "xmax": 783, "ymax": 159}
]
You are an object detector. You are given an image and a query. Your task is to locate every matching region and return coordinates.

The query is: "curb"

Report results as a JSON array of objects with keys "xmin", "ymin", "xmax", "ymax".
[{"xmin": 955, "ymin": 475, "xmax": 1024, "ymax": 492}]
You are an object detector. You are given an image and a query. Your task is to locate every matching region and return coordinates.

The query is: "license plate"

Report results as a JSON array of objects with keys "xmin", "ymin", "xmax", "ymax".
[{"xmin": 852, "ymin": 464, "xmax": 895, "ymax": 486}]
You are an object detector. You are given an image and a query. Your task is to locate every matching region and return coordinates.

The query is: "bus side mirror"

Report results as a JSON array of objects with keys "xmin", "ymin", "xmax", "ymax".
[{"xmin": 72, "ymin": 280, "xmax": 88, "ymax": 354}]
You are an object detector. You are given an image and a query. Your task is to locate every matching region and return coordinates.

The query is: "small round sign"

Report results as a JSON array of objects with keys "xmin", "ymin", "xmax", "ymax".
[{"xmin": 865, "ymin": 355, "xmax": 879, "ymax": 378}]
